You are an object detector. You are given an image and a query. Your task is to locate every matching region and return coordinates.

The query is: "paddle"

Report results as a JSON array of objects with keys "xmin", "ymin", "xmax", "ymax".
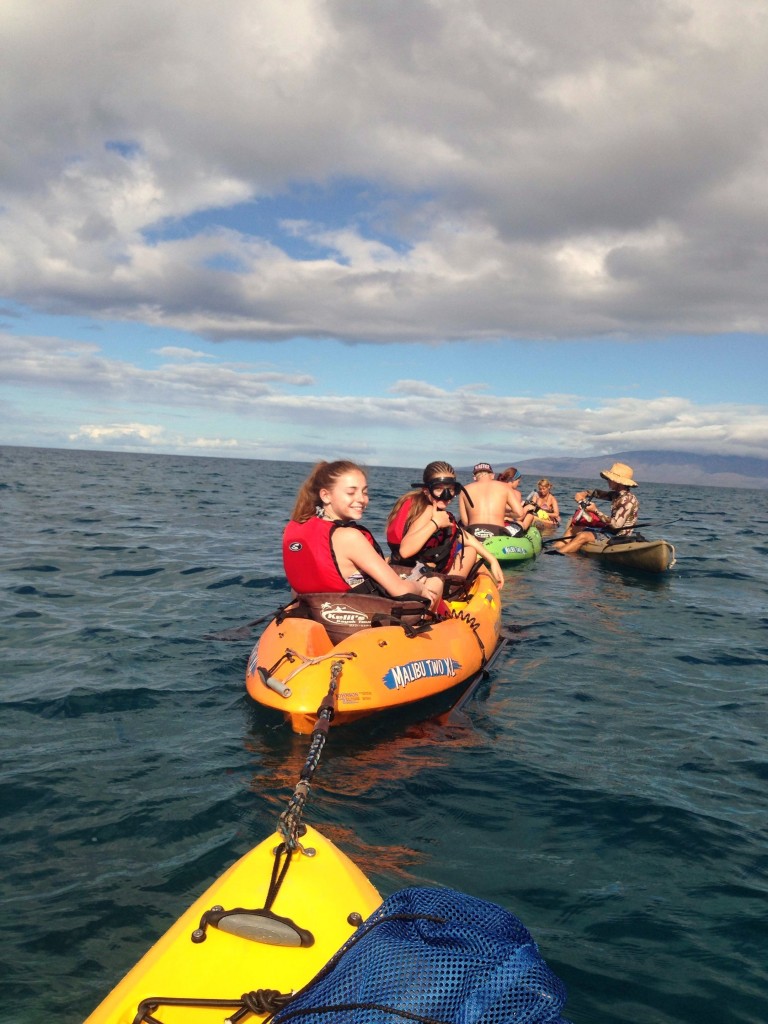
[
  {"xmin": 205, "ymin": 610, "xmax": 280, "ymax": 642},
  {"xmin": 445, "ymin": 633, "xmax": 510, "ymax": 725},
  {"xmin": 541, "ymin": 521, "xmax": 659, "ymax": 546}
]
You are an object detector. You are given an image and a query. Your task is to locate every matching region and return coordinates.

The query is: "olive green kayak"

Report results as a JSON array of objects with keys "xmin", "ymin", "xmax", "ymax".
[{"xmin": 580, "ymin": 537, "xmax": 676, "ymax": 573}]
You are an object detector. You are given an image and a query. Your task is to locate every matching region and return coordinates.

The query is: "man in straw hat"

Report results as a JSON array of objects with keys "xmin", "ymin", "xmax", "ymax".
[{"xmin": 551, "ymin": 462, "xmax": 639, "ymax": 554}]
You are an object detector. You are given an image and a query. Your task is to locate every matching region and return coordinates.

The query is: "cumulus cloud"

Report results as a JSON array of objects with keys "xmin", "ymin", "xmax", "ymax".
[
  {"xmin": 3, "ymin": 334, "xmax": 763, "ymax": 458},
  {"xmin": 2, "ymin": 0, "xmax": 768, "ymax": 341},
  {"xmin": 1, "ymin": 334, "xmax": 314, "ymax": 405},
  {"xmin": 69, "ymin": 422, "xmax": 240, "ymax": 452},
  {"xmin": 69, "ymin": 422, "xmax": 169, "ymax": 445}
]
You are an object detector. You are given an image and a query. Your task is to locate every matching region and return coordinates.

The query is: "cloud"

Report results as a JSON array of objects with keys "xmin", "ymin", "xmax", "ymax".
[
  {"xmin": 207, "ymin": 386, "xmax": 767, "ymax": 461},
  {"xmin": 2, "ymin": 335, "xmax": 765, "ymax": 458},
  {"xmin": 1, "ymin": 334, "xmax": 315, "ymax": 405},
  {"xmin": 68, "ymin": 422, "xmax": 240, "ymax": 452},
  {"xmin": 153, "ymin": 346, "xmax": 214, "ymax": 359},
  {"xmin": 69, "ymin": 422, "xmax": 168, "ymax": 445},
  {"xmin": 2, "ymin": 0, "xmax": 768, "ymax": 341}
]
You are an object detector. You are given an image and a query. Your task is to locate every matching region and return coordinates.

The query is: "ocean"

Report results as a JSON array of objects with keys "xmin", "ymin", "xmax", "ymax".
[{"xmin": 2, "ymin": 444, "xmax": 767, "ymax": 1024}]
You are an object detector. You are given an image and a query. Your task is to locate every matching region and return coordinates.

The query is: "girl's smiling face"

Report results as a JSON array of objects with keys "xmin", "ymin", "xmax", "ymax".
[{"xmin": 319, "ymin": 470, "xmax": 369, "ymax": 521}]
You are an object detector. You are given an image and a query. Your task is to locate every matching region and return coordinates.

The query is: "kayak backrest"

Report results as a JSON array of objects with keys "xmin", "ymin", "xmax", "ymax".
[
  {"xmin": 605, "ymin": 533, "xmax": 647, "ymax": 546},
  {"xmin": 282, "ymin": 592, "xmax": 432, "ymax": 644}
]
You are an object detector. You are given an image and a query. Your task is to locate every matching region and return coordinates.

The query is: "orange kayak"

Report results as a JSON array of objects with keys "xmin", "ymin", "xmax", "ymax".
[{"xmin": 246, "ymin": 567, "xmax": 502, "ymax": 733}]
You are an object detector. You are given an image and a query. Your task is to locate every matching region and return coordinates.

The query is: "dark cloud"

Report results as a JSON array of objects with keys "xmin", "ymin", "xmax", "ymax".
[{"xmin": 1, "ymin": 0, "xmax": 767, "ymax": 341}]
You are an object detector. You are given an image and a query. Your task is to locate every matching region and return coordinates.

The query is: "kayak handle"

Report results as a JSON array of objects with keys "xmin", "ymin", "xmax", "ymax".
[
  {"xmin": 257, "ymin": 666, "xmax": 292, "ymax": 698},
  {"xmin": 191, "ymin": 905, "xmax": 314, "ymax": 947}
]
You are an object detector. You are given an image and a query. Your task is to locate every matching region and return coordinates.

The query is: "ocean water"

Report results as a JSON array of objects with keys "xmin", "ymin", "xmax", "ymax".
[{"xmin": 2, "ymin": 444, "xmax": 767, "ymax": 1024}]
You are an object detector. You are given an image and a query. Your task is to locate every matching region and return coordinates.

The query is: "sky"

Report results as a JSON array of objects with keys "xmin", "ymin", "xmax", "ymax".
[{"xmin": 2, "ymin": 0, "xmax": 767, "ymax": 469}]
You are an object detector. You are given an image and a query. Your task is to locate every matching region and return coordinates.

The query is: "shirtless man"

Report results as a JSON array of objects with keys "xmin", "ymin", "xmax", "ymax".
[
  {"xmin": 459, "ymin": 463, "xmax": 535, "ymax": 540},
  {"xmin": 496, "ymin": 466, "xmax": 537, "ymax": 536}
]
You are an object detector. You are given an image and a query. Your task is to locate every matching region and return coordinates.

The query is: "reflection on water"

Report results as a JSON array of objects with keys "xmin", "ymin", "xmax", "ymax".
[{"xmin": 3, "ymin": 448, "xmax": 768, "ymax": 1024}]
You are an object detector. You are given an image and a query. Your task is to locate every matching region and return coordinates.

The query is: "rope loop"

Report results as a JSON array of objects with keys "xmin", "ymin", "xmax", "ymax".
[{"xmin": 241, "ymin": 988, "xmax": 294, "ymax": 1015}]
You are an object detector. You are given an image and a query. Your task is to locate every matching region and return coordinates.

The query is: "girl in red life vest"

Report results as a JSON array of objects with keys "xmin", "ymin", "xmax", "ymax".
[
  {"xmin": 283, "ymin": 461, "xmax": 443, "ymax": 611},
  {"xmin": 386, "ymin": 461, "xmax": 504, "ymax": 591}
]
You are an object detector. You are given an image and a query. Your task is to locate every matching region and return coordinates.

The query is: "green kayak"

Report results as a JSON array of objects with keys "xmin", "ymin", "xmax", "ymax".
[{"xmin": 482, "ymin": 525, "xmax": 542, "ymax": 563}]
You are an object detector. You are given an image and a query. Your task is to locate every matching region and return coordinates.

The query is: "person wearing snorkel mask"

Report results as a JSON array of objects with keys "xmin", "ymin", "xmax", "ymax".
[
  {"xmin": 386, "ymin": 461, "xmax": 504, "ymax": 589},
  {"xmin": 284, "ymin": 460, "xmax": 444, "ymax": 611}
]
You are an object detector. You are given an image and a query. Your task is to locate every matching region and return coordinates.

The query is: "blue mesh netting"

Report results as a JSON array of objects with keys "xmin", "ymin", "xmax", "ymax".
[{"xmin": 271, "ymin": 886, "xmax": 571, "ymax": 1024}]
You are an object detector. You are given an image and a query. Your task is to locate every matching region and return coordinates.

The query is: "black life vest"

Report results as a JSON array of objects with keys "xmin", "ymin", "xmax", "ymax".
[{"xmin": 386, "ymin": 497, "xmax": 461, "ymax": 571}]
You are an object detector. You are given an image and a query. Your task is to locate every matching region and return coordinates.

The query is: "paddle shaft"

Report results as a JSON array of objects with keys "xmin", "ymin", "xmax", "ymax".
[
  {"xmin": 205, "ymin": 609, "xmax": 282, "ymax": 641},
  {"xmin": 541, "ymin": 521, "xmax": 656, "ymax": 546}
]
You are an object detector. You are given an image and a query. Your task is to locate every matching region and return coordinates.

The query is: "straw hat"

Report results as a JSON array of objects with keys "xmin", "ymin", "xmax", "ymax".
[{"xmin": 600, "ymin": 462, "xmax": 637, "ymax": 487}]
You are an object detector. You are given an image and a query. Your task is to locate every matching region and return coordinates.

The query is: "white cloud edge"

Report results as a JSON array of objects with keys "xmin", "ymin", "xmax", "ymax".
[{"xmin": 2, "ymin": 334, "xmax": 765, "ymax": 460}]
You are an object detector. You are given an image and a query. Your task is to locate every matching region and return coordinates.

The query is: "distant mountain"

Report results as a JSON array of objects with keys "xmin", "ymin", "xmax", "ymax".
[{"xmin": 511, "ymin": 450, "xmax": 768, "ymax": 490}]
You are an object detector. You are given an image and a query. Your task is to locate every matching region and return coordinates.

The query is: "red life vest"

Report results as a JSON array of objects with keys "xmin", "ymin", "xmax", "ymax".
[
  {"xmin": 387, "ymin": 497, "xmax": 461, "ymax": 571},
  {"xmin": 283, "ymin": 516, "xmax": 379, "ymax": 594},
  {"xmin": 570, "ymin": 507, "xmax": 603, "ymax": 530}
]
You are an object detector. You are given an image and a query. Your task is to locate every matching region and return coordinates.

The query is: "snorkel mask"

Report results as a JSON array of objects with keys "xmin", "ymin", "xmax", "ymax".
[{"xmin": 410, "ymin": 475, "xmax": 474, "ymax": 508}]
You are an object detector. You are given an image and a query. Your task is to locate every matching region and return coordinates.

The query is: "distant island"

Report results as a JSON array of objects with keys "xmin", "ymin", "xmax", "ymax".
[{"xmin": 508, "ymin": 450, "xmax": 768, "ymax": 490}]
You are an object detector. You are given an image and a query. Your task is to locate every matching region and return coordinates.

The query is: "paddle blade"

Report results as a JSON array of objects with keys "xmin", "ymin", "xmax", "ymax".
[
  {"xmin": 205, "ymin": 602, "xmax": 297, "ymax": 642},
  {"xmin": 205, "ymin": 626, "xmax": 254, "ymax": 641},
  {"xmin": 205, "ymin": 618, "xmax": 265, "ymax": 641}
]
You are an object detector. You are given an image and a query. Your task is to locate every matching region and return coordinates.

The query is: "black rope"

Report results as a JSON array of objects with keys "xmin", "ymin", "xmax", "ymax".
[
  {"xmin": 447, "ymin": 608, "xmax": 487, "ymax": 665},
  {"xmin": 132, "ymin": 665, "xmax": 347, "ymax": 1024},
  {"xmin": 263, "ymin": 842, "xmax": 294, "ymax": 912},
  {"xmin": 278, "ymin": 660, "xmax": 342, "ymax": 850},
  {"xmin": 234, "ymin": 988, "xmax": 295, "ymax": 1022},
  {"xmin": 270, "ymin": 1001, "xmax": 449, "ymax": 1023},
  {"xmin": 133, "ymin": 990, "xmax": 292, "ymax": 1024}
]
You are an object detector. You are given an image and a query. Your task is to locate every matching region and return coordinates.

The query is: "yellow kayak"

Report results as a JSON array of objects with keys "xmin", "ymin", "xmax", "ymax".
[{"xmin": 84, "ymin": 825, "xmax": 381, "ymax": 1024}]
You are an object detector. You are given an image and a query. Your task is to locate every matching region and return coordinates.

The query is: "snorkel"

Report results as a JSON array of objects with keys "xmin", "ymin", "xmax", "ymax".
[{"xmin": 410, "ymin": 474, "xmax": 475, "ymax": 509}]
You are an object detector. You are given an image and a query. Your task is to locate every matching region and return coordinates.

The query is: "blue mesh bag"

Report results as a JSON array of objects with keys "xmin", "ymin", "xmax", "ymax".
[{"xmin": 270, "ymin": 886, "xmax": 570, "ymax": 1024}]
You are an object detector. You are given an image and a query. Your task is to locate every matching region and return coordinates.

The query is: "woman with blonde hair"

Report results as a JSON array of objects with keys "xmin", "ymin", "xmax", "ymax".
[
  {"xmin": 526, "ymin": 478, "xmax": 560, "ymax": 526},
  {"xmin": 284, "ymin": 460, "xmax": 443, "ymax": 610},
  {"xmin": 386, "ymin": 461, "xmax": 504, "ymax": 589}
]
